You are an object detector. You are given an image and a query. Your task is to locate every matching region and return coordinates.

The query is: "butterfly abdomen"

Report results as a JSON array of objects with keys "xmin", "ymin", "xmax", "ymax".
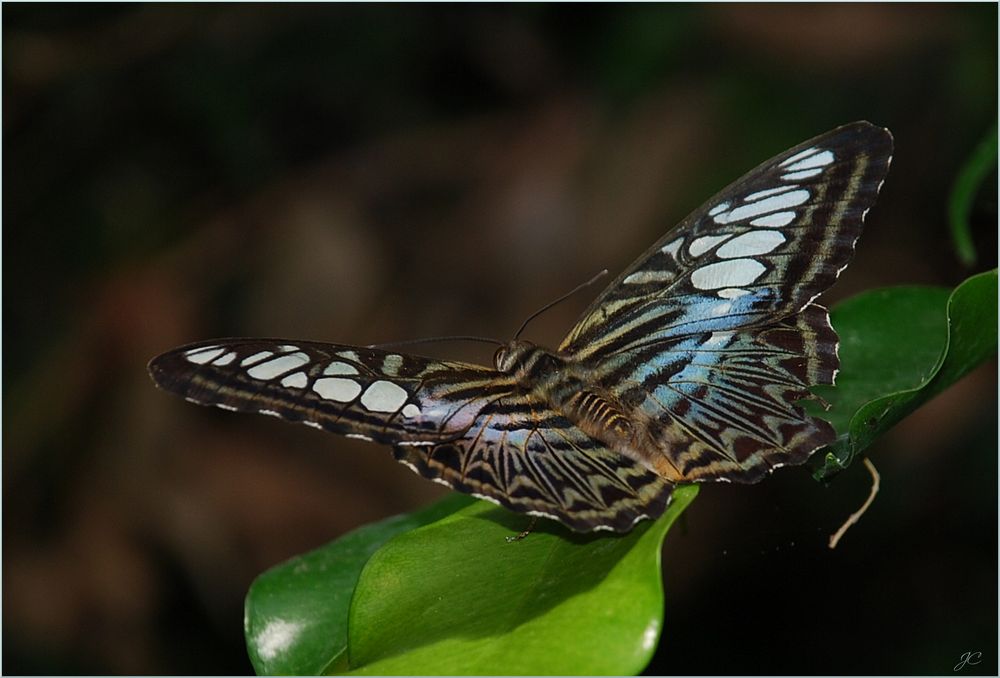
[{"xmin": 564, "ymin": 390, "xmax": 633, "ymax": 438}]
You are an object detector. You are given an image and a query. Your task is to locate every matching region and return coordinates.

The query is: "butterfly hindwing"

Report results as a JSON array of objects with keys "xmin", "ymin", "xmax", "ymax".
[
  {"xmin": 582, "ymin": 304, "xmax": 838, "ymax": 483},
  {"xmin": 392, "ymin": 391, "xmax": 674, "ymax": 532}
]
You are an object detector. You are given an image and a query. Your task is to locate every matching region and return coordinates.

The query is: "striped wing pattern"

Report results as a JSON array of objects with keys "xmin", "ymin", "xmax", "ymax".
[
  {"xmin": 561, "ymin": 122, "xmax": 893, "ymax": 358},
  {"xmin": 392, "ymin": 399, "xmax": 672, "ymax": 532},
  {"xmin": 582, "ymin": 304, "xmax": 839, "ymax": 483},
  {"xmin": 149, "ymin": 340, "xmax": 502, "ymax": 444},
  {"xmin": 149, "ymin": 121, "xmax": 893, "ymax": 533},
  {"xmin": 149, "ymin": 339, "xmax": 672, "ymax": 531}
]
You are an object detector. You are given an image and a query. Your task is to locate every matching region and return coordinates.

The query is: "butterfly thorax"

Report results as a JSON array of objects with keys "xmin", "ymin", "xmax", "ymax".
[{"xmin": 494, "ymin": 339, "xmax": 637, "ymax": 454}]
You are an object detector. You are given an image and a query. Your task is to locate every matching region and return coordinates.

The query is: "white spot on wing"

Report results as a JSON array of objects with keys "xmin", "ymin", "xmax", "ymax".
[
  {"xmin": 714, "ymin": 190, "xmax": 809, "ymax": 224},
  {"xmin": 623, "ymin": 270, "xmax": 673, "ymax": 285},
  {"xmin": 716, "ymin": 230, "xmax": 786, "ymax": 258},
  {"xmin": 241, "ymin": 351, "xmax": 274, "ymax": 367},
  {"xmin": 280, "ymin": 371, "xmax": 308, "ymax": 388},
  {"xmin": 346, "ymin": 433, "xmax": 373, "ymax": 442},
  {"xmin": 687, "ymin": 234, "xmax": 732, "ymax": 257},
  {"xmin": 402, "ymin": 403, "xmax": 421, "ymax": 418},
  {"xmin": 780, "ymin": 146, "xmax": 820, "ymax": 167},
  {"xmin": 782, "ymin": 167, "xmax": 823, "ymax": 180},
  {"xmin": 782, "ymin": 149, "xmax": 834, "ymax": 171},
  {"xmin": 247, "ymin": 352, "xmax": 310, "ymax": 380},
  {"xmin": 750, "ymin": 211, "xmax": 796, "ymax": 228},
  {"xmin": 337, "ymin": 350, "xmax": 360, "ymax": 362},
  {"xmin": 397, "ymin": 459, "xmax": 422, "ymax": 474},
  {"xmin": 660, "ymin": 238, "xmax": 682, "ymax": 257},
  {"xmin": 360, "ymin": 380, "xmax": 409, "ymax": 413},
  {"xmin": 707, "ymin": 201, "xmax": 730, "ymax": 217},
  {"xmin": 186, "ymin": 347, "xmax": 224, "ymax": 364},
  {"xmin": 471, "ymin": 492, "xmax": 503, "ymax": 507},
  {"xmin": 382, "ymin": 354, "xmax": 404, "ymax": 374},
  {"xmin": 690, "ymin": 258, "xmax": 766, "ymax": 290},
  {"xmin": 323, "ymin": 361, "xmax": 358, "ymax": 376},
  {"xmin": 709, "ymin": 301, "xmax": 733, "ymax": 317},
  {"xmin": 717, "ymin": 287, "xmax": 750, "ymax": 299},
  {"xmin": 259, "ymin": 409, "xmax": 281, "ymax": 418},
  {"xmin": 303, "ymin": 421, "xmax": 324, "ymax": 430},
  {"xmin": 744, "ymin": 186, "xmax": 797, "ymax": 202},
  {"xmin": 313, "ymin": 377, "xmax": 362, "ymax": 402},
  {"xmin": 277, "ymin": 344, "xmax": 300, "ymax": 352},
  {"xmin": 212, "ymin": 351, "xmax": 237, "ymax": 366},
  {"xmin": 705, "ymin": 331, "xmax": 734, "ymax": 347}
]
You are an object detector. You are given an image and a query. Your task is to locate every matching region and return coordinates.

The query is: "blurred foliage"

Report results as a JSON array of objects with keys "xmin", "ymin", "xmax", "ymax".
[
  {"xmin": 948, "ymin": 125, "xmax": 997, "ymax": 266},
  {"xmin": 4, "ymin": 4, "xmax": 996, "ymax": 675}
]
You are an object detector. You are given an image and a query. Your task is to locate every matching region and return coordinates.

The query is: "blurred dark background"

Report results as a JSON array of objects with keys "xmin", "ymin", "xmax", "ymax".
[{"xmin": 4, "ymin": 4, "xmax": 997, "ymax": 675}]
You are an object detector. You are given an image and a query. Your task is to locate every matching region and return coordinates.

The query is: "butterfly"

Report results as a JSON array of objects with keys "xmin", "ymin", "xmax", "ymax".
[{"xmin": 148, "ymin": 121, "xmax": 893, "ymax": 533}]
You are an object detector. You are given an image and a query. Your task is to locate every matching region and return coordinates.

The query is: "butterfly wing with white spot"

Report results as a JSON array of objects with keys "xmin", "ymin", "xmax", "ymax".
[
  {"xmin": 561, "ymin": 121, "xmax": 893, "ymax": 359},
  {"xmin": 148, "ymin": 339, "xmax": 511, "ymax": 444},
  {"xmin": 149, "ymin": 338, "xmax": 672, "ymax": 532},
  {"xmin": 391, "ymin": 391, "xmax": 674, "ymax": 532},
  {"xmin": 584, "ymin": 304, "xmax": 839, "ymax": 483},
  {"xmin": 558, "ymin": 122, "xmax": 892, "ymax": 484}
]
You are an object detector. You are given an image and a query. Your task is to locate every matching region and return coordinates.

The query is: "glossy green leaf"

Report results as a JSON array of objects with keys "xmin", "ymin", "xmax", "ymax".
[
  {"xmin": 810, "ymin": 270, "xmax": 998, "ymax": 480},
  {"xmin": 245, "ymin": 493, "xmax": 475, "ymax": 675},
  {"xmin": 345, "ymin": 485, "xmax": 698, "ymax": 676}
]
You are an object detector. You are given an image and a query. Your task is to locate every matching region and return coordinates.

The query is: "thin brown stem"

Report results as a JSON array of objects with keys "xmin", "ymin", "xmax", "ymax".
[{"xmin": 828, "ymin": 457, "xmax": 880, "ymax": 549}]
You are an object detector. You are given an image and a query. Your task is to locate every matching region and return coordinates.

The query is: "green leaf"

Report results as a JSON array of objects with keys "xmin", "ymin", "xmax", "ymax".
[
  {"xmin": 948, "ymin": 125, "xmax": 997, "ymax": 267},
  {"xmin": 245, "ymin": 485, "xmax": 698, "ymax": 676},
  {"xmin": 810, "ymin": 270, "xmax": 998, "ymax": 480},
  {"xmin": 344, "ymin": 485, "xmax": 698, "ymax": 676},
  {"xmin": 244, "ymin": 493, "xmax": 475, "ymax": 675}
]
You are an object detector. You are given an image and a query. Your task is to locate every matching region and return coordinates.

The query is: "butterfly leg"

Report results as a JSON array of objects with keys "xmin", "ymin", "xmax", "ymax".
[{"xmin": 505, "ymin": 516, "xmax": 539, "ymax": 543}]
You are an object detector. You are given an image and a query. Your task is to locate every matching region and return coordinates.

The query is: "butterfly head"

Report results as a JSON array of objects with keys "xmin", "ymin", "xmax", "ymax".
[{"xmin": 493, "ymin": 340, "xmax": 562, "ymax": 381}]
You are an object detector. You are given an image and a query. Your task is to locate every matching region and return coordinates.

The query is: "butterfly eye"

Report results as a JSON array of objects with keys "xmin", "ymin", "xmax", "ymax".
[{"xmin": 493, "ymin": 347, "xmax": 509, "ymax": 371}]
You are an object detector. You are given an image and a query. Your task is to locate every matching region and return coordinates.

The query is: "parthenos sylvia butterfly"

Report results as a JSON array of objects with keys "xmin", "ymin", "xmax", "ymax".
[{"xmin": 149, "ymin": 121, "xmax": 893, "ymax": 532}]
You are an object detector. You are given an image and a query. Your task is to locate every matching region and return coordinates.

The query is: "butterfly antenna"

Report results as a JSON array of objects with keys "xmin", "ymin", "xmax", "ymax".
[
  {"xmin": 369, "ymin": 335, "xmax": 504, "ymax": 350},
  {"xmin": 513, "ymin": 269, "xmax": 609, "ymax": 340}
]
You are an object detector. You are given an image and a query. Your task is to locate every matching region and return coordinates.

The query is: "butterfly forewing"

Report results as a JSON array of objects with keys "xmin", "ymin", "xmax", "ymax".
[
  {"xmin": 560, "ymin": 122, "xmax": 893, "ymax": 358},
  {"xmin": 149, "ymin": 339, "xmax": 510, "ymax": 445},
  {"xmin": 554, "ymin": 122, "xmax": 893, "ymax": 486}
]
